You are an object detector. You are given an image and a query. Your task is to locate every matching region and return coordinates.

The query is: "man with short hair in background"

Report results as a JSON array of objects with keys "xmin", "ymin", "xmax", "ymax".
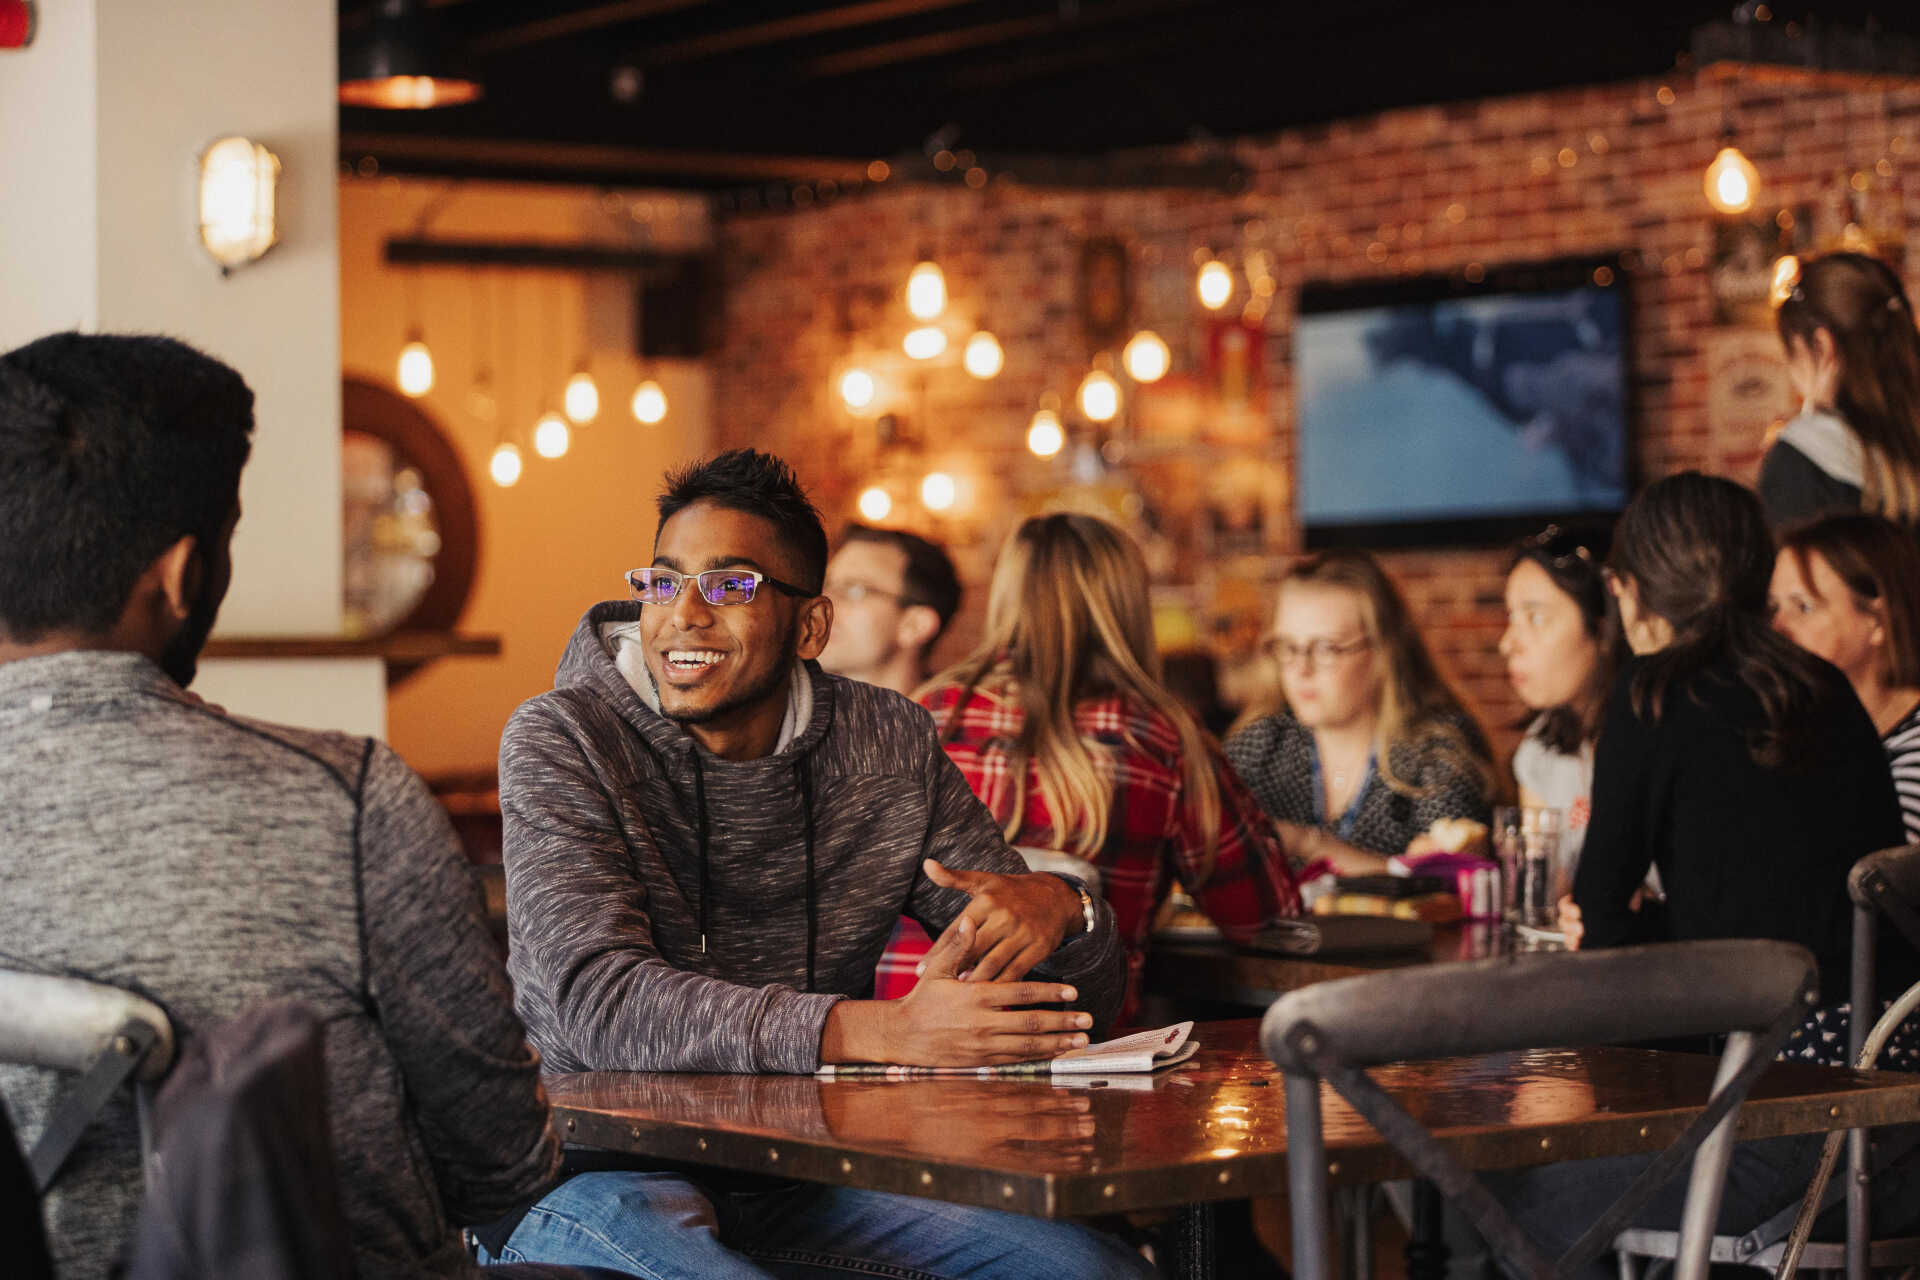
[{"xmin": 819, "ymin": 523, "xmax": 962, "ymax": 696}]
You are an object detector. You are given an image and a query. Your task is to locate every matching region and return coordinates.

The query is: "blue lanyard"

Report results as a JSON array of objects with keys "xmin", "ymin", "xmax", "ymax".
[{"xmin": 1309, "ymin": 741, "xmax": 1375, "ymax": 843}]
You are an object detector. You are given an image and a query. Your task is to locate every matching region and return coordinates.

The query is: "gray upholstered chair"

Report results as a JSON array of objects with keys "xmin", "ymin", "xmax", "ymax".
[
  {"xmin": 1262, "ymin": 939, "xmax": 1816, "ymax": 1280},
  {"xmin": 0, "ymin": 970, "xmax": 175, "ymax": 1193}
]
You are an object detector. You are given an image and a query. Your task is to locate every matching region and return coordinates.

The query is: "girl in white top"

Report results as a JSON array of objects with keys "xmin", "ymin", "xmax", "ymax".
[
  {"xmin": 1499, "ymin": 524, "xmax": 1619, "ymax": 867},
  {"xmin": 1770, "ymin": 512, "xmax": 1920, "ymax": 841}
]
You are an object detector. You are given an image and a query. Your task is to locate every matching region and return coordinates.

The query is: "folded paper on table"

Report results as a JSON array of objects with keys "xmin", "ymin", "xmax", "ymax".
[
  {"xmin": 1242, "ymin": 915, "xmax": 1434, "ymax": 956},
  {"xmin": 815, "ymin": 1022, "xmax": 1198, "ymax": 1078}
]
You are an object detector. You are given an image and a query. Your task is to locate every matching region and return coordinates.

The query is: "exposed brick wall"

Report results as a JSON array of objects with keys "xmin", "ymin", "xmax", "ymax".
[{"xmin": 711, "ymin": 68, "xmax": 1920, "ymax": 765}]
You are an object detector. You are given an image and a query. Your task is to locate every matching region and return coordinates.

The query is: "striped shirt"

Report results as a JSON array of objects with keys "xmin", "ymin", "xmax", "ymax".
[{"xmin": 1885, "ymin": 698, "xmax": 1920, "ymax": 844}]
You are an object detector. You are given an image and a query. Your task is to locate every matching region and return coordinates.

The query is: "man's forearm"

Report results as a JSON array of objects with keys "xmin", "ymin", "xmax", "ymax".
[{"xmin": 818, "ymin": 999, "xmax": 897, "ymax": 1065}]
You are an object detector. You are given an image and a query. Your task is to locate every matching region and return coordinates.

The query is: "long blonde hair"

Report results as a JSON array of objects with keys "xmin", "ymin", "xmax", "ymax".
[
  {"xmin": 1267, "ymin": 552, "xmax": 1494, "ymax": 799},
  {"xmin": 923, "ymin": 513, "xmax": 1225, "ymax": 871}
]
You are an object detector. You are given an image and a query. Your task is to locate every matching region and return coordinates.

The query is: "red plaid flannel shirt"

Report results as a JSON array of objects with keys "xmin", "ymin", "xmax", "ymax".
[{"xmin": 875, "ymin": 682, "xmax": 1301, "ymax": 1022}]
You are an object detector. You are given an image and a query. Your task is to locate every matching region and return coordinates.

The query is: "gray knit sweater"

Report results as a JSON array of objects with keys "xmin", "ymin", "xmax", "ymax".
[
  {"xmin": 0, "ymin": 652, "xmax": 560, "ymax": 1279},
  {"xmin": 499, "ymin": 601, "xmax": 1126, "ymax": 1075}
]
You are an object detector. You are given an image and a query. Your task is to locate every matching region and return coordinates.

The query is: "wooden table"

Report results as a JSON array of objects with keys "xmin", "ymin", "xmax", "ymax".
[
  {"xmin": 546, "ymin": 1019, "xmax": 1920, "ymax": 1275},
  {"xmin": 1143, "ymin": 923, "xmax": 1503, "ymax": 1010}
]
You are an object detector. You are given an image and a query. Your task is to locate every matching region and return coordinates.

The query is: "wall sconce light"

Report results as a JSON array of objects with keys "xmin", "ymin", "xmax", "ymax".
[{"xmin": 198, "ymin": 136, "xmax": 280, "ymax": 274}]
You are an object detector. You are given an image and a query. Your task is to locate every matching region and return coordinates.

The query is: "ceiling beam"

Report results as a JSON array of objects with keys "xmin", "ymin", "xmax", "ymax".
[
  {"xmin": 801, "ymin": 0, "xmax": 1200, "ymax": 78},
  {"xmin": 640, "ymin": 0, "xmax": 982, "ymax": 64},
  {"xmin": 342, "ymin": 131, "xmax": 876, "ymax": 184},
  {"xmin": 467, "ymin": 0, "xmax": 714, "ymax": 55}
]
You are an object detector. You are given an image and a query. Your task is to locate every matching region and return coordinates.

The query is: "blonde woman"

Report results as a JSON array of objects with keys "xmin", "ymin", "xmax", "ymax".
[
  {"xmin": 1226, "ymin": 551, "xmax": 1495, "ymax": 874},
  {"xmin": 917, "ymin": 512, "xmax": 1301, "ymax": 1022}
]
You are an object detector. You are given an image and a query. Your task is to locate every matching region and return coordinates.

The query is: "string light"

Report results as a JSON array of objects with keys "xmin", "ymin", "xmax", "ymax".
[
  {"xmin": 533, "ymin": 411, "xmax": 571, "ymax": 459},
  {"xmin": 1197, "ymin": 260, "xmax": 1233, "ymax": 311},
  {"xmin": 1123, "ymin": 330, "xmax": 1171, "ymax": 383},
  {"xmin": 857, "ymin": 486, "xmax": 892, "ymax": 521},
  {"xmin": 1704, "ymin": 145, "xmax": 1759, "ymax": 215},
  {"xmin": 839, "ymin": 367, "xmax": 877, "ymax": 411},
  {"xmin": 630, "ymin": 379, "xmax": 668, "ymax": 425},
  {"xmin": 904, "ymin": 326, "xmax": 947, "ymax": 360},
  {"xmin": 564, "ymin": 367, "xmax": 600, "ymax": 423},
  {"xmin": 489, "ymin": 441, "xmax": 523, "ymax": 488},
  {"xmin": 397, "ymin": 333, "xmax": 435, "ymax": 396},
  {"xmin": 920, "ymin": 471, "xmax": 957, "ymax": 511},
  {"xmin": 1078, "ymin": 368, "xmax": 1120, "ymax": 423},
  {"xmin": 1027, "ymin": 409, "xmax": 1064, "ymax": 458},
  {"xmin": 906, "ymin": 259, "xmax": 947, "ymax": 320},
  {"xmin": 962, "ymin": 330, "xmax": 1004, "ymax": 379}
]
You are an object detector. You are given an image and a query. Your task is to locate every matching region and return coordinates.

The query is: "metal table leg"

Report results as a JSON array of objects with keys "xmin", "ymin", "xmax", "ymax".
[
  {"xmin": 1171, "ymin": 1201, "xmax": 1217, "ymax": 1279},
  {"xmin": 1406, "ymin": 1178, "xmax": 1451, "ymax": 1280}
]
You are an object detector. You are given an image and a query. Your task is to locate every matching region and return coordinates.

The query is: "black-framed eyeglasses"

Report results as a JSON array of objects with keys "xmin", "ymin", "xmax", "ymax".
[{"xmin": 625, "ymin": 567, "xmax": 814, "ymax": 607}]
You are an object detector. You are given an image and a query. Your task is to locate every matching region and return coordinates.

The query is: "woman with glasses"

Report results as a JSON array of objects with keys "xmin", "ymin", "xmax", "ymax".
[
  {"xmin": 1770, "ymin": 512, "xmax": 1920, "ymax": 842},
  {"xmin": 1760, "ymin": 251, "xmax": 1920, "ymax": 530},
  {"xmin": 1500, "ymin": 524, "xmax": 1620, "ymax": 868},
  {"xmin": 916, "ymin": 512, "xmax": 1302, "ymax": 1023},
  {"xmin": 1225, "ymin": 551, "xmax": 1495, "ymax": 875}
]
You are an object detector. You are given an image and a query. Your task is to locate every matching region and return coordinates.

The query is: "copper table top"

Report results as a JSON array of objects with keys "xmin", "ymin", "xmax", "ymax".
[{"xmin": 546, "ymin": 1019, "xmax": 1920, "ymax": 1218}]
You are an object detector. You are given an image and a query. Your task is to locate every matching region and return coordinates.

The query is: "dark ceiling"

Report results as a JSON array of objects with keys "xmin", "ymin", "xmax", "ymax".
[{"xmin": 339, "ymin": 1, "xmax": 1920, "ymax": 189}]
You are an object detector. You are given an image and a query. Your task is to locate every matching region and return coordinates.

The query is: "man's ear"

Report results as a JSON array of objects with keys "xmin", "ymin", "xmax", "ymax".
[
  {"xmin": 153, "ymin": 535, "xmax": 200, "ymax": 622},
  {"xmin": 796, "ymin": 594, "xmax": 834, "ymax": 661},
  {"xmin": 896, "ymin": 603, "xmax": 940, "ymax": 655}
]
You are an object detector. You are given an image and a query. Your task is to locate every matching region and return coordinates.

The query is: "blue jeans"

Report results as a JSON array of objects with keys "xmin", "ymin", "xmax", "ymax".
[{"xmin": 479, "ymin": 1170, "xmax": 1156, "ymax": 1280}]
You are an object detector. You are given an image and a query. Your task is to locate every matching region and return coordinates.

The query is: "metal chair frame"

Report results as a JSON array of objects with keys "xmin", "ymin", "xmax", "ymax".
[
  {"xmin": 0, "ymin": 970, "xmax": 176, "ymax": 1193},
  {"xmin": 1262, "ymin": 939, "xmax": 1817, "ymax": 1280}
]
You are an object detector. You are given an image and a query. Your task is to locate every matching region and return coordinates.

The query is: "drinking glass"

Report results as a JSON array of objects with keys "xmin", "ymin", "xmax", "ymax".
[
  {"xmin": 1492, "ymin": 806, "xmax": 1525, "ymax": 923},
  {"xmin": 1518, "ymin": 808, "xmax": 1565, "ymax": 931}
]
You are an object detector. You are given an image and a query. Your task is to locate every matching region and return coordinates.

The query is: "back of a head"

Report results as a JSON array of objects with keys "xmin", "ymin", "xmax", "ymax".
[
  {"xmin": 1777, "ymin": 251, "xmax": 1920, "ymax": 522},
  {"xmin": 1779, "ymin": 511, "xmax": 1920, "ymax": 689},
  {"xmin": 840, "ymin": 523, "xmax": 962, "ymax": 635},
  {"xmin": 981, "ymin": 512, "xmax": 1157, "ymax": 700},
  {"xmin": 0, "ymin": 333, "xmax": 254, "ymax": 641},
  {"xmin": 656, "ymin": 448, "xmax": 828, "ymax": 592}
]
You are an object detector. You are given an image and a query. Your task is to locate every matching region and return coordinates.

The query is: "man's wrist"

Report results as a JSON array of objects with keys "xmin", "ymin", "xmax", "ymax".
[{"xmin": 820, "ymin": 999, "xmax": 895, "ymax": 1065}]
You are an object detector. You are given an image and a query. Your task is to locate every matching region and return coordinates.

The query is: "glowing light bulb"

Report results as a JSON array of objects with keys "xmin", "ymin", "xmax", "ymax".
[
  {"xmin": 1078, "ymin": 369, "xmax": 1120, "ymax": 423},
  {"xmin": 564, "ymin": 370, "xmax": 600, "ymax": 423},
  {"xmin": 1123, "ymin": 329, "xmax": 1171, "ymax": 383},
  {"xmin": 904, "ymin": 326, "xmax": 947, "ymax": 360},
  {"xmin": 630, "ymin": 379, "xmax": 668, "ymax": 424},
  {"xmin": 1027, "ymin": 409, "xmax": 1065, "ymax": 458},
  {"xmin": 962, "ymin": 330, "xmax": 1004, "ymax": 379},
  {"xmin": 489, "ymin": 442, "xmax": 523, "ymax": 488},
  {"xmin": 533, "ymin": 412, "xmax": 571, "ymax": 459},
  {"xmin": 906, "ymin": 260, "xmax": 947, "ymax": 320},
  {"xmin": 397, "ymin": 338, "xmax": 434, "ymax": 397},
  {"xmin": 1197, "ymin": 260, "xmax": 1233, "ymax": 311},
  {"xmin": 1704, "ymin": 145, "xmax": 1759, "ymax": 215},
  {"xmin": 857, "ymin": 486, "xmax": 892, "ymax": 521},
  {"xmin": 839, "ymin": 367, "xmax": 877, "ymax": 411},
  {"xmin": 1770, "ymin": 255, "xmax": 1801, "ymax": 308},
  {"xmin": 920, "ymin": 471, "xmax": 957, "ymax": 511}
]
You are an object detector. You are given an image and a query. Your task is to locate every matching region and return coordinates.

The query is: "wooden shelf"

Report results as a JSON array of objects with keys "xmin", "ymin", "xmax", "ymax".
[{"xmin": 201, "ymin": 632, "xmax": 502, "ymax": 661}]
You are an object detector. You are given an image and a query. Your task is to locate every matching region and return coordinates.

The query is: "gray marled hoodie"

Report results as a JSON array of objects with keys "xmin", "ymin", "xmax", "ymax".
[
  {"xmin": 0, "ymin": 652, "xmax": 559, "ymax": 1279},
  {"xmin": 499, "ymin": 600, "xmax": 1126, "ymax": 1075}
]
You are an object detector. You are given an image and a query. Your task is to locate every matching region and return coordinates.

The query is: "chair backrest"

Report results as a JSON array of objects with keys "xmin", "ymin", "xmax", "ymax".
[
  {"xmin": 1012, "ymin": 846, "xmax": 1102, "ymax": 895},
  {"xmin": 0, "ymin": 970, "xmax": 176, "ymax": 1194},
  {"xmin": 1261, "ymin": 939, "xmax": 1817, "ymax": 1280}
]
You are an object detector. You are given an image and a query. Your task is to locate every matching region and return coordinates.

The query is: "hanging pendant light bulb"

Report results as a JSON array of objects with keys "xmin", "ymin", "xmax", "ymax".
[
  {"xmin": 397, "ymin": 331, "xmax": 435, "ymax": 396},
  {"xmin": 1027, "ymin": 409, "xmax": 1065, "ymax": 458},
  {"xmin": 1123, "ymin": 330, "xmax": 1171, "ymax": 383},
  {"xmin": 906, "ymin": 258, "xmax": 947, "ymax": 320},
  {"xmin": 1078, "ymin": 368, "xmax": 1121, "ymax": 423},
  {"xmin": 962, "ymin": 330, "xmax": 1004, "ymax": 379},
  {"xmin": 630, "ymin": 378, "xmax": 668, "ymax": 425},
  {"xmin": 1704, "ymin": 144, "xmax": 1759, "ymax": 215},
  {"xmin": 1196, "ymin": 260, "xmax": 1233, "ymax": 311},
  {"xmin": 489, "ymin": 441, "xmax": 524, "ymax": 488},
  {"xmin": 857, "ymin": 486, "xmax": 893, "ymax": 522},
  {"xmin": 903, "ymin": 326, "xmax": 947, "ymax": 360},
  {"xmin": 920, "ymin": 471, "xmax": 957, "ymax": 512},
  {"xmin": 533, "ymin": 411, "xmax": 571, "ymax": 459},
  {"xmin": 839, "ymin": 367, "xmax": 877, "ymax": 412},
  {"xmin": 564, "ymin": 366, "xmax": 600, "ymax": 423}
]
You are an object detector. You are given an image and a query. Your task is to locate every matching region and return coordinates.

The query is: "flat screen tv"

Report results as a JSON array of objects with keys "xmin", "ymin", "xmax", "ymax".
[{"xmin": 1294, "ymin": 255, "xmax": 1630, "ymax": 549}]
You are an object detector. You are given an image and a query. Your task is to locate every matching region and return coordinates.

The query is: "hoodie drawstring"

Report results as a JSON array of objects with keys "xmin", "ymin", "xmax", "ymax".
[
  {"xmin": 795, "ymin": 756, "xmax": 817, "ymax": 994},
  {"xmin": 691, "ymin": 751, "xmax": 710, "ymax": 955}
]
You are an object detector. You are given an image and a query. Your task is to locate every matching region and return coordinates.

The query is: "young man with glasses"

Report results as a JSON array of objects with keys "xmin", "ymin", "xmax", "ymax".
[
  {"xmin": 819, "ymin": 524, "xmax": 962, "ymax": 696},
  {"xmin": 488, "ymin": 449, "xmax": 1145, "ymax": 1279}
]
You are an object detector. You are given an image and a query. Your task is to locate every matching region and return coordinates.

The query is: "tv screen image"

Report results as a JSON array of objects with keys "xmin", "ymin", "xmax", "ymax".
[{"xmin": 1294, "ymin": 257, "xmax": 1629, "ymax": 548}]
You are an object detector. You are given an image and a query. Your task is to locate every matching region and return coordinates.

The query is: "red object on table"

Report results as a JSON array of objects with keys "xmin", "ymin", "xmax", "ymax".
[{"xmin": 0, "ymin": 2, "xmax": 34, "ymax": 49}]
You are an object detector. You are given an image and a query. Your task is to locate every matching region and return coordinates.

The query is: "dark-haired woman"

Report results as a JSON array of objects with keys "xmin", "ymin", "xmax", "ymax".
[
  {"xmin": 1760, "ymin": 251, "xmax": 1920, "ymax": 529},
  {"xmin": 1496, "ymin": 473, "xmax": 1920, "ymax": 1268},
  {"xmin": 1499, "ymin": 525, "xmax": 1617, "ymax": 867}
]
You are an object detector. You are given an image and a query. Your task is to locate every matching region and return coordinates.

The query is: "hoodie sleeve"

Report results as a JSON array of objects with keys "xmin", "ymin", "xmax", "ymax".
[
  {"xmin": 907, "ymin": 728, "xmax": 1128, "ymax": 1037},
  {"xmin": 500, "ymin": 700, "xmax": 845, "ymax": 1074}
]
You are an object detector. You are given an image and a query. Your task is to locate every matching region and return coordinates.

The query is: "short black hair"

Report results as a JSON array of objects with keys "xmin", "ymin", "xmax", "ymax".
[
  {"xmin": 657, "ymin": 448, "xmax": 828, "ymax": 592},
  {"xmin": 0, "ymin": 333, "xmax": 254, "ymax": 641},
  {"xmin": 839, "ymin": 524, "xmax": 963, "ymax": 635}
]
